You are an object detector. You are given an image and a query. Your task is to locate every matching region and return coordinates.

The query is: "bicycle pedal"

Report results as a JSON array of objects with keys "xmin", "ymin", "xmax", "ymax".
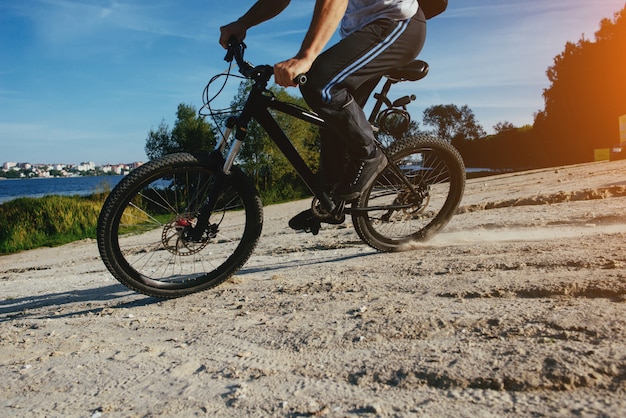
[
  {"xmin": 307, "ymin": 221, "xmax": 321, "ymax": 236},
  {"xmin": 289, "ymin": 209, "xmax": 339, "ymax": 235}
]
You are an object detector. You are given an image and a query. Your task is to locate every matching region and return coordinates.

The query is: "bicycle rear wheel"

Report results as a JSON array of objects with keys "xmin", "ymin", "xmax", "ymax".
[
  {"xmin": 97, "ymin": 152, "xmax": 263, "ymax": 298},
  {"xmin": 352, "ymin": 135, "xmax": 465, "ymax": 252}
]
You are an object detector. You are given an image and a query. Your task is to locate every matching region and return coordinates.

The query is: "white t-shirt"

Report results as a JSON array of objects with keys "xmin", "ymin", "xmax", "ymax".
[{"xmin": 340, "ymin": 0, "xmax": 419, "ymax": 37}]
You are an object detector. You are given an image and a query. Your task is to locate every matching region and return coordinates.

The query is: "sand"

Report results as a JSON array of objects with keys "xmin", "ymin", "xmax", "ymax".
[{"xmin": 1, "ymin": 159, "xmax": 625, "ymax": 417}]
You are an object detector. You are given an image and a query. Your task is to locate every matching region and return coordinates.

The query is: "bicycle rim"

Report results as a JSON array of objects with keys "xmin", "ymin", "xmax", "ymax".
[
  {"xmin": 353, "ymin": 136, "xmax": 465, "ymax": 252},
  {"xmin": 97, "ymin": 153, "xmax": 263, "ymax": 297}
]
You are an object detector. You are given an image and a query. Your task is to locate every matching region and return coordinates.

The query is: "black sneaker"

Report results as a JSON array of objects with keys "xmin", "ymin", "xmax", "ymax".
[
  {"xmin": 288, "ymin": 209, "xmax": 345, "ymax": 235},
  {"xmin": 334, "ymin": 147, "xmax": 387, "ymax": 201}
]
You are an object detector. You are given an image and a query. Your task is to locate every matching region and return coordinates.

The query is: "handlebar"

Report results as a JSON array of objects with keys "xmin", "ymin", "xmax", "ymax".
[
  {"xmin": 224, "ymin": 38, "xmax": 307, "ymax": 86},
  {"xmin": 293, "ymin": 74, "xmax": 307, "ymax": 85}
]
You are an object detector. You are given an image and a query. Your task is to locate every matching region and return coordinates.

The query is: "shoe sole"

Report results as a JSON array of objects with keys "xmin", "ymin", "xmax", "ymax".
[{"xmin": 289, "ymin": 212, "xmax": 345, "ymax": 231}]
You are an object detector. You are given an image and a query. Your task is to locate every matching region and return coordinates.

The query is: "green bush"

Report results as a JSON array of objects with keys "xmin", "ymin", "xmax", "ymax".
[
  {"xmin": 0, "ymin": 195, "xmax": 104, "ymax": 254},
  {"xmin": 259, "ymin": 180, "xmax": 310, "ymax": 205},
  {"xmin": 0, "ymin": 178, "xmax": 313, "ymax": 254}
]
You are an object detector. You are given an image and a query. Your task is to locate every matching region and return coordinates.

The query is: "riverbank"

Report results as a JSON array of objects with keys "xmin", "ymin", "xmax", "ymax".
[{"xmin": 1, "ymin": 160, "xmax": 625, "ymax": 416}]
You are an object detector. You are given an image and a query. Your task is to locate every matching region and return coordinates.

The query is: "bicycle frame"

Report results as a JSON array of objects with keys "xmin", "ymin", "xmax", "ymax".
[
  {"xmin": 213, "ymin": 77, "xmax": 414, "ymax": 211},
  {"xmin": 194, "ymin": 42, "xmax": 426, "ymax": 238},
  {"xmin": 215, "ymin": 81, "xmax": 335, "ymax": 214}
]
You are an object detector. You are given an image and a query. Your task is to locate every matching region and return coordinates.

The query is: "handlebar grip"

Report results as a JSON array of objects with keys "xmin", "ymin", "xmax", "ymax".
[{"xmin": 294, "ymin": 74, "xmax": 307, "ymax": 85}]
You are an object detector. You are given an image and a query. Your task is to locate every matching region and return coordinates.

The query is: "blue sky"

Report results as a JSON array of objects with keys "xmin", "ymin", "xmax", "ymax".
[{"xmin": 1, "ymin": 0, "xmax": 623, "ymax": 165}]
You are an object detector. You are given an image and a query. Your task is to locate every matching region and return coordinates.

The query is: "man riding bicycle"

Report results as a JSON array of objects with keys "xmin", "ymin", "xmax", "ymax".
[{"xmin": 219, "ymin": 0, "xmax": 427, "ymax": 232}]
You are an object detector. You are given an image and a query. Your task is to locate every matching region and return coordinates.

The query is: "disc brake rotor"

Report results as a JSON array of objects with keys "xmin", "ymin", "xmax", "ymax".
[{"xmin": 161, "ymin": 215, "xmax": 209, "ymax": 256}]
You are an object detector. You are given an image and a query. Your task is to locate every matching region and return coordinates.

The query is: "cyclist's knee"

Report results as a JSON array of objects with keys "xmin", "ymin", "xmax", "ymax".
[{"xmin": 301, "ymin": 82, "xmax": 353, "ymax": 115}]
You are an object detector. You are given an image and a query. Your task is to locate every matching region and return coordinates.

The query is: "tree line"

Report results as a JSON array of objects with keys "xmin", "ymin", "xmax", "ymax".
[
  {"xmin": 145, "ymin": 5, "xmax": 625, "ymax": 201},
  {"xmin": 459, "ymin": 5, "xmax": 626, "ymax": 169}
]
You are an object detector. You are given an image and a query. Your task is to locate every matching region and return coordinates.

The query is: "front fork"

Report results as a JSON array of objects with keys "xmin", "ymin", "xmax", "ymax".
[
  {"xmin": 186, "ymin": 119, "xmax": 240, "ymax": 242},
  {"xmin": 219, "ymin": 118, "xmax": 243, "ymax": 175}
]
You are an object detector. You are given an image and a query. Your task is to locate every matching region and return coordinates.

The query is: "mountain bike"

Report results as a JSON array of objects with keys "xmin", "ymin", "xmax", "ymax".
[{"xmin": 97, "ymin": 40, "xmax": 465, "ymax": 298}]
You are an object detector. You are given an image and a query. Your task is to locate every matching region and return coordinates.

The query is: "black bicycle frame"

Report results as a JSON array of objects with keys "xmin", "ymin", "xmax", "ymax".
[
  {"xmin": 218, "ymin": 79, "xmax": 337, "ymax": 214},
  {"xmin": 191, "ymin": 64, "xmax": 422, "ymax": 241}
]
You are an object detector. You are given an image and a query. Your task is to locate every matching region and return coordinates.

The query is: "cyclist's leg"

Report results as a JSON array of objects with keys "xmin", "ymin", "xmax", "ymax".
[
  {"xmin": 300, "ymin": 11, "xmax": 427, "ymax": 199},
  {"xmin": 317, "ymin": 73, "xmax": 379, "ymax": 192},
  {"xmin": 301, "ymin": 12, "xmax": 426, "ymax": 157},
  {"xmin": 319, "ymin": 128, "xmax": 346, "ymax": 189}
]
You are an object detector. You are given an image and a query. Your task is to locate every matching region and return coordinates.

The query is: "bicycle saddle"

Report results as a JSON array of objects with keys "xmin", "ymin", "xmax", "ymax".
[{"xmin": 386, "ymin": 60, "xmax": 429, "ymax": 82}]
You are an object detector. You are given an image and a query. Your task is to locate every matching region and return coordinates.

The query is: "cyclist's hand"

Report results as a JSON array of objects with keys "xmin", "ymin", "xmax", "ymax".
[
  {"xmin": 219, "ymin": 21, "xmax": 247, "ymax": 49},
  {"xmin": 274, "ymin": 57, "xmax": 311, "ymax": 88}
]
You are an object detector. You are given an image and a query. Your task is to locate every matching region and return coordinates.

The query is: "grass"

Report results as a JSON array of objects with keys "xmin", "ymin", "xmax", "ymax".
[
  {"xmin": 0, "ymin": 188, "xmax": 109, "ymax": 254},
  {"xmin": 0, "ymin": 179, "xmax": 311, "ymax": 255}
]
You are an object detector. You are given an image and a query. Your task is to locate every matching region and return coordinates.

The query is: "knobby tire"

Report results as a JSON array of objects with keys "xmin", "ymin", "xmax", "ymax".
[
  {"xmin": 97, "ymin": 152, "xmax": 263, "ymax": 298},
  {"xmin": 353, "ymin": 135, "xmax": 465, "ymax": 252}
]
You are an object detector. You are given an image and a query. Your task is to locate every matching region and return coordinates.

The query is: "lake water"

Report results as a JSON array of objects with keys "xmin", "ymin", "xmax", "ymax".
[
  {"xmin": 0, "ymin": 175, "xmax": 125, "ymax": 204},
  {"xmin": 0, "ymin": 168, "xmax": 499, "ymax": 205}
]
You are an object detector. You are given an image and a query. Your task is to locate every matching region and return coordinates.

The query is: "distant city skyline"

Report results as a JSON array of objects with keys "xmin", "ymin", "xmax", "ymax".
[
  {"xmin": 2, "ymin": 160, "xmax": 144, "ymax": 178},
  {"xmin": 3, "ymin": 160, "xmax": 143, "ymax": 169},
  {"xmin": 1, "ymin": 0, "xmax": 623, "ymax": 164}
]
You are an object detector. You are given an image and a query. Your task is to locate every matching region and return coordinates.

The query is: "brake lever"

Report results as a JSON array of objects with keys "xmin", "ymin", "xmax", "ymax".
[
  {"xmin": 224, "ymin": 48, "xmax": 234, "ymax": 62},
  {"xmin": 224, "ymin": 38, "xmax": 246, "ymax": 63},
  {"xmin": 223, "ymin": 38, "xmax": 307, "ymax": 85}
]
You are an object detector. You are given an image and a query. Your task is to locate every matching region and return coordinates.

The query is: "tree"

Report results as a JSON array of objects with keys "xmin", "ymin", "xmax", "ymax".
[
  {"xmin": 493, "ymin": 121, "xmax": 516, "ymax": 134},
  {"xmin": 145, "ymin": 120, "xmax": 176, "ymax": 160},
  {"xmin": 458, "ymin": 124, "xmax": 539, "ymax": 170},
  {"xmin": 226, "ymin": 81, "xmax": 320, "ymax": 195},
  {"xmin": 534, "ymin": 5, "xmax": 626, "ymax": 164},
  {"xmin": 145, "ymin": 104, "xmax": 216, "ymax": 160},
  {"xmin": 171, "ymin": 104, "xmax": 216, "ymax": 154},
  {"xmin": 143, "ymin": 84, "xmax": 321, "ymax": 202},
  {"xmin": 422, "ymin": 104, "xmax": 486, "ymax": 145}
]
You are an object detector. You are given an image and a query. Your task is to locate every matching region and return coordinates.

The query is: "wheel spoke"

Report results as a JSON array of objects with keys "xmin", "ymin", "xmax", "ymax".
[{"xmin": 352, "ymin": 136, "xmax": 465, "ymax": 251}]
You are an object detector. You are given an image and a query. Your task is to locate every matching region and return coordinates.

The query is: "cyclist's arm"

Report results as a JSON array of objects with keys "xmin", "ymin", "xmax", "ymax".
[
  {"xmin": 219, "ymin": 0, "xmax": 291, "ymax": 48},
  {"xmin": 297, "ymin": 0, "xmax": 348, "ymax": 64},
  {"xmin": 274, "ymin": 0, "xmax": 348, "ymax": 87}
]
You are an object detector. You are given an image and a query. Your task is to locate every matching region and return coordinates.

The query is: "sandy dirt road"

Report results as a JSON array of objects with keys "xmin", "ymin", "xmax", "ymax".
[{"xmin": 1, "ymin": 160, "xmax": 625, "ymax": 417}]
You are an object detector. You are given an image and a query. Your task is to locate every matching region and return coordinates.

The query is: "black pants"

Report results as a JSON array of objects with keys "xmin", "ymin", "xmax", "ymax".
[{"xmin": 300, "ymin": 9, "xmax": 427, "ymax": 186}]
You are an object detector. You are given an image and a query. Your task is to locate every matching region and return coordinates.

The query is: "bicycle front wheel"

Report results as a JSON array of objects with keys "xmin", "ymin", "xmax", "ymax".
[
  {"xmin": 353, "ymin": 135, "xmax": 465, "ymax": 252},
  {"xmin": 97, "ymin": 152, "xmax": 263, "ymax": 298}
]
